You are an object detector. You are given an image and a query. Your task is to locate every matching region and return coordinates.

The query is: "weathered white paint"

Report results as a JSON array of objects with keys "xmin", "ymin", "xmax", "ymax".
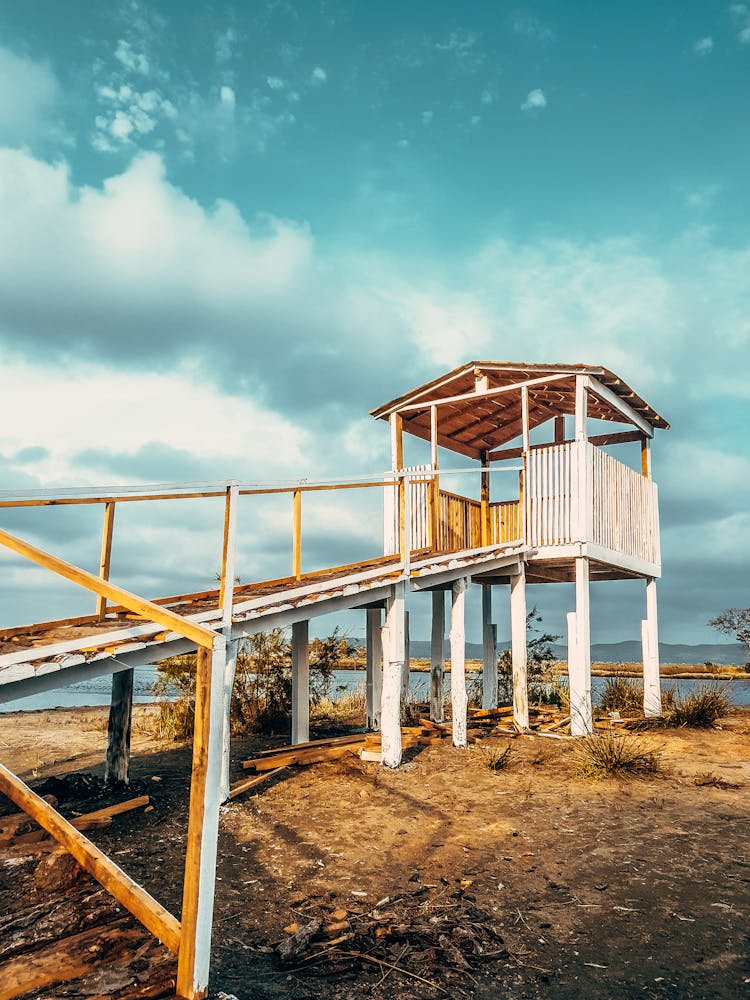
[
  {"xmin": 381, "ymin": 582, "xmax": 406, "ymax": 767},
  {"xmin": 642, "ymin": 577, "xmax": 662, "ymax": 717},
  {"xmin": 510, "ymin": 566, "xmax": 529, "ymax": 729},
  {"xmin": 450, "ymin": 577, "xmax": 469, "ymax": 749},
  {"xmin": 365, "ymin": 608, "xmax": 383, "ymax": 730},
  {"xmin": 220, "ymin": 483, "xmax": 239, "ymax": 631},
  {"xmin": 291, "ymin": 620, "xmax": 310, "ymax": 744},
  {"xmin": 481, "ymin": 585, "xmax": 497, "ymax": 710},
  {"xmin": 570, "ymin": 557, "xmax": 593, "ymax": 735},
  {"xmin": 178, "ymin": 633, "xmax": 227, "ymax": 998},
  {"xmin": 430, "ymin": 590, "xmax": 445, "ymax": 722},
  {"xmin": 219, "ymin": 638, "xmax": 239, "ymax": 802}
]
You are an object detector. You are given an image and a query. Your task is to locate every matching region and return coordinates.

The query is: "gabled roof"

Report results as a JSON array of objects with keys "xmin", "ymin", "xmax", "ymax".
[{"xmin": 370, "ymin": 361, "xmax": 670, "ymax": 460}]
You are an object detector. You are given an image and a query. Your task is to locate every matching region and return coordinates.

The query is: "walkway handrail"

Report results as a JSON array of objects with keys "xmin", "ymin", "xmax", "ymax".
[{"xmin": 0, "ymin": 527, "xmax": 216, "ymax": 648}]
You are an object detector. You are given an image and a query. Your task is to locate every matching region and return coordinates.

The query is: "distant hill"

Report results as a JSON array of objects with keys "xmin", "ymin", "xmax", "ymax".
[{"xmin": 353, "ymin": 638, "xmax": 747, "ymax": 666}]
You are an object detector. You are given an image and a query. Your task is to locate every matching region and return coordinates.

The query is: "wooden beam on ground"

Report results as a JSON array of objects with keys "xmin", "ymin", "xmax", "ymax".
[
  {"xmin": 228, "ymin": 767, "xmax": 286, "ymax": 800},
  {"xmin": 0, "ymin": 527, "xmax": 215, "ymax": 649},
  {"xmin": 0, "ymin": 762, "xmax": 180, "ymax": 954}
]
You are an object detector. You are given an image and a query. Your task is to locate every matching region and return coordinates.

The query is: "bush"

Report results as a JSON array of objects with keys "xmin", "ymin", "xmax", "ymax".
[
  {"xmin": 152, "ymin": 626, "xmax": 356, "ymax": 740},
  {"xmin": 474, "ymin": 742, "xmax": 514, "ymax": 771},
  {"xmin": 665, "ymin": 683, "xmax": 731, "ymax": 728},
  {"xmin": 599, "ymin": 675, "xmax": 643, "ymax": 714},
  {"xmin": 572, "ymin": 733, "xmax": 661, "ymax": 779},
  {"xmin": 497, "ymin": 608, "xmax": 562, "ymax": 706}
]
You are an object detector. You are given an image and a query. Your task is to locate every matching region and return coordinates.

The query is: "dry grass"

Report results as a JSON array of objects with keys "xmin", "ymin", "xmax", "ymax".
[
  {"xmin": 474, "ymin": 742, "xmax": 514, "ymax": 771},
  {"xmin": 599, "ymin": 675, "xmax": 643, "ymax": 714},
  {"xmin": 311, "ymin": 685, "xmax": 366, "ymax": 724},
  {"xmin": 572, "ymin": 732, "xmax": 662, "ymax": 779},
  {"xmin": 664, "ymin": 683, "xmax": 731, "ymax": 728}
]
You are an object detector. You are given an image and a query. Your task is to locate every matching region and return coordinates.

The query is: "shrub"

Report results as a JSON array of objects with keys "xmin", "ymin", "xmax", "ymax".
[
  {"xmin": 497, "ymin": 608, "xmax": 562, "ymax": 706},
  {"xmin": 474, "ymin": 742, "xmax": 514, "ymax": 771},
  {"xmin": 599, "ymin": 675, "xmax": 643, "ymax": 714},
  {"xmin": 572, "ymin": 733, "xmax": 661, "ymax": 779},
  {"xmin": 665, "ymin": 683, "xmax": 731, "ymax": 728}
]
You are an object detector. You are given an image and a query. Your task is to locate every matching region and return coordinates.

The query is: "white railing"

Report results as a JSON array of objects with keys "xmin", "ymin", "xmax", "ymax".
[{"xmin": 525, "ymin": 440, "xmax": 660, "ymax": 567}]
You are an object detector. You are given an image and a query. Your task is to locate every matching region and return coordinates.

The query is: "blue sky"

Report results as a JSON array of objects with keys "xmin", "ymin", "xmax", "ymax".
[{"xmin": 0, "ymin": 0, "xmax": 748, "ymax": 648}]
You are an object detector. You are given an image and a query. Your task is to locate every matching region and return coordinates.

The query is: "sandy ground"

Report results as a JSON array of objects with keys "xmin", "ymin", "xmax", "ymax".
[{"xmin": 1, "ymin": 704, "xmax": 750, "ymax": 998}]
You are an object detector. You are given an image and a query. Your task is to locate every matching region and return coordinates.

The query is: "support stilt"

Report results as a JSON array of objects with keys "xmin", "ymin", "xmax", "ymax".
[
  {"xmin": 642, "ymin": 577, "xmax": 661, "ymax": 717},
  {"xmin": 291, "ymin": 620, "xmax": 310, "ymax": 745},
  {"xmin": 510, "ymin": 566, "xmax": 529, "ymax": 729},
  {"xmin": 430, "ymin": 590, "xmax": 445, "ymax": 722},
  {"xmin": 570, "ymin": 557, "xmax": 593, "ymax": 735},
  {"xmin": 450, "ymin": 577, "xmax": 468, "ymax": 748},
  {"xmin": 401, "ymin": 610, "xmax": 411, "ymax": 704},
  {"xmin": 381, "ymin": 582, "xmax": 406, "ymax": 767},
  {"xmin": 365, "ymin": 608, "xmax": 383, "ymax": 730},
  {"xmin": 219, "ymin": 639, "xmax": 239, "ymax": 802},
  {"xmin": 176, "ymin": 635, "xmax": 226, "ymax": 1000},
  {"xmin": 105, "ymin": 668, "xmax": 133, "ymax": 784},
  {"xmin": 481, "ymin": 584, "xmax": 497, "ymax": 710}
]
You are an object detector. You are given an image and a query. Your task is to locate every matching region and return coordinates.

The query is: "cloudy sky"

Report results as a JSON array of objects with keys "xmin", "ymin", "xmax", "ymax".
[{"xmin": 0, "ymin": 0, "xmax": 748, "ymax": 648}]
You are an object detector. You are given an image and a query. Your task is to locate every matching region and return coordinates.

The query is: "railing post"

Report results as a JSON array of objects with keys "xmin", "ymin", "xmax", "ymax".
[
  {"xmin": 402, "ymin": 472, "xmax": 411, "ymax": 576},
  {"xmin": 219, "ymin": 482, "xmax": 238, "ymax": 631},
  {"xmin": 292, "ymin": 489, "xmax": 302, "ymax": 580},
  {"xmin": 96, "ymin": 501, "xmax": 116, "ymax": 620},
  {"xmin": 481, "ymin": 450, "xmax": 490, "ymax": 546}
]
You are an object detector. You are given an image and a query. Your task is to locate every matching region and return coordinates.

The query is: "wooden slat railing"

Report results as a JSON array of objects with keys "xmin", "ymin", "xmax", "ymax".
[{"xmin": 590, "ymin": 444, "xmax": 660, "ymax": 564}]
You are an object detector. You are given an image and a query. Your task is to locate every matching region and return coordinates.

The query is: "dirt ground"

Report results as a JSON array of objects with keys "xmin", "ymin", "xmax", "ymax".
[{"xmin": 1, "ymin": 704, "xmax": 750, "ymax": 999}]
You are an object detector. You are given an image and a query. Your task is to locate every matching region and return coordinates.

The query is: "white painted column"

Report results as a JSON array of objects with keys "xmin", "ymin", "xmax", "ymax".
[
  {"xmin": 218, "ymin": 638, "xmax": 239, "ymax": 802},
  {"xmin": 510, "ymin": 566, "xmax": 529, "ymax": 729},
  {"xmin": 481, "ymin": 584, "xmax": 497, "ymax": 710},
  {"xmin": 365, "ymin": 608, "xmax": 383, "ymax": 730},
  {"xmin": 450, "ymin": 577, "xmax": 469, "ymax": 748},
  {"xmin": 401, "ymin": 610, "xmax": 411, "ymax": 704},
  {"xmin": 570, "ymin": 557, "xmax": 593, "ymax": 735},
  {"xmin": 176, "ymin": 634, "xmax": 227, "ymax": 1000},
  {"xmin": 642, "ymin": 577, "xmax": 662, "ymax": 717},
  {"xmin": 381, "ymin": 582, "xmax": 406, "ymax": 767},
  {"xmin": 291, "ymin": 620, "xmax": 310, "ymax": 745},
  {"xmin": 430, "ymin": 590, "xmax": 445, "ymax": 722}
]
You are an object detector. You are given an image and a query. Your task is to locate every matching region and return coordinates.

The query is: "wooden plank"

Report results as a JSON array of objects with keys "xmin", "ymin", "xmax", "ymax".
[
  {"xmin": 396, "ymin": 372, "xmax": 570, "ymax": 415},
  {"xmin": 0, "ymin": 762, "xmax": 180, "ymax": 954},
  {"xmin": 71, "ymin": 794, "xmax": 150, "ymax": 829},
  {"xmin": 588, "ymin": 375, "xmax": 654, "ymax": 437},
  {"xmin": 0, "ymin": 527, "xmax": 215, "ymax": 650},
  {"xmin": 229, "ymin": 767, "xmax": 285, "ymax": 800},
  {"xmin": 96, "ymin": 501, "xmax": 116, "ymax": 620},
  {"xmin": 292, "ymin": 489, "xmax": 302, "ymax": 580},
  {"xmin": 218, "ymin": 483, "xmax": 238, "ymax": 629}
]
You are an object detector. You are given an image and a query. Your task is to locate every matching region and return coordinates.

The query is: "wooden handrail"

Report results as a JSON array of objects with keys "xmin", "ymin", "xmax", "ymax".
[
  {"xmin": 0, "ymin": 527, "xmax": 215, "ymax": 649},
  {"xmin": 0, "ymin": 761, "xmax": 181, "ymax": 953}
]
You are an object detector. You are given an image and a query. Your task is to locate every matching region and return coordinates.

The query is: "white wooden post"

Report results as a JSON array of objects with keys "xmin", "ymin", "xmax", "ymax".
[
  {"xmin": 574, "ymin": 375, "xmax": 589, "ymax": 544},
  {"xmin": 642, "ymin": 577, "xmax": 661, "ymax": 716},
  {"xmin": 521, "ymin": 385, "xmax": 530, "ymax": 452},
  {"xmin": 382, "ymin": 582, "xmax": 406, "ymax": 767},
  {"xmin": 366, "ymin": 608, "xmax": 383, "ymax": 730},
  {"xmin": 291, "ymin": 620, "xmax": 310, "ymax": 744},
  {"xmin": 450, "ymin": 577, "xmax": 469, "ymax": 749},
  {"xmin": 176, "ymin": 634, "xmax": 226, "ymax": 1000},
  {"xmin": 481, "ymin": 584, "xmax": 497, "ymax": 709},
  {"xmin": 570, "ymin": 557, "xmax": 593, "ymax": 735},
  {"xmin": 430, "ymin": 590, "xmax": 445, "ymax": 722},
  {"xmin": 219, "ymin": 638, "xmax": 239, "ymax": 802},
  {"xmin": 510, "ymin": 565, "xmax": 529, "ymax": 729}
]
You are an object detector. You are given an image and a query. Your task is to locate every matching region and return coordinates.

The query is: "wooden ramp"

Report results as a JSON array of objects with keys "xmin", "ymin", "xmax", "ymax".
[{"xmin": 0, "ymin": 542, "xmax": 529, "ymax": 705}]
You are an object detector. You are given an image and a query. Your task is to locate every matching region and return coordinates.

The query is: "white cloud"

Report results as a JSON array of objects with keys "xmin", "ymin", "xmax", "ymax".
[
  {"xmin": 0, "ymin": 47, "xmax": 60, "ymax": 145},
  {"xmin": 220, "ymin": 85, "xmax": 236, "ymax": 111},
  {"xmin": 692, "ymin": 36, "xmax": 714, "ymax": 55},
  {"xmin": 729, "ymin": 4, "xmax": 750, "ymax": 42},
  {"xmin": 510, "ymin": 14, "xmax": 553, "ymax": 43},
  {"xmin": 311, "ymin": 66, "xmax": 327, "ymax": 84},
  {"xmin": 114, "ymin": 39, "xmax": 150, "ymax": 76},
  {"xmin": 421, "ymin": 110, "xmax": 433, "ymax": 125},
  {"xmin": 267, "ymin": 75, "xmax": 285, "ymax": 90},
  {"xmin": 521, "ymin": 88, "xmax": 547, "ymax": 112},
  {"xmin": 216, "ymin": 27, "xmax": 239, "ymax": 65},
  {"xmin": 480, "ymin": 89, "xmax": 493, "ymax": 105}
]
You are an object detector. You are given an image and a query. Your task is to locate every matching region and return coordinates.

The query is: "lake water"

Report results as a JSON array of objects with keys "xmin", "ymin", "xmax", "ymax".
[{"xmin": 2, "ymin": 666, "xmax": 749, "ymax": 712}]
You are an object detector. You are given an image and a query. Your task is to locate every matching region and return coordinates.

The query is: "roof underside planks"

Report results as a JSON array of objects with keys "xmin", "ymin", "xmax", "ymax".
[{"xmin": 370, "ymin": 362, "xmax": 670, "ymax": 459}]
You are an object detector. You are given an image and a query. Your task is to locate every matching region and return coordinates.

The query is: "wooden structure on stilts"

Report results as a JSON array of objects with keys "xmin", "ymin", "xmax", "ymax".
[{"xmin": 0, "ymin": 360, "xmax": 668, "ymax": 997}]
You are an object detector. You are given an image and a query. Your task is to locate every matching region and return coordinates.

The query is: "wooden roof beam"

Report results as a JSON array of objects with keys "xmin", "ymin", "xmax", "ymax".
[
  {"xmin": 587, "ymin": 375, "xmax": 653, "ymax": 438},
  {"xmin": 401, "ymin": 417, "xmax": 483, "ymax": 460},
  {"xmin": 394, "ymin": 373, "xmax": 570, "ymax": 416}
]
